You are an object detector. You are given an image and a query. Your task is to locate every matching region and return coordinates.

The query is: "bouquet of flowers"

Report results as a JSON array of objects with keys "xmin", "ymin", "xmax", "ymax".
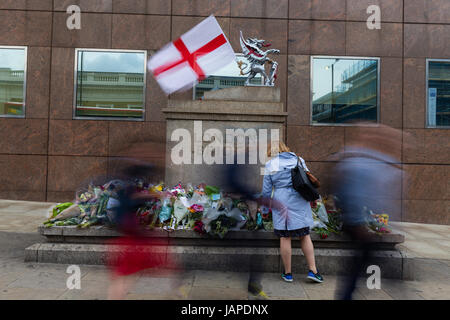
[
  {"xmin": 367, "ymin": 213, "xmax": 391, "ymax": 234},
  {"xmin": 310, "ymin": 196, "xmax": 343, "ymax": 239}
]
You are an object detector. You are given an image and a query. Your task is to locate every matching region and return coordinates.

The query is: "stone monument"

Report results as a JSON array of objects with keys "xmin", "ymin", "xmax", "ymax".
[{"xmin": 162, "ymin": 86, "xmax": 288, "ymax": 192}]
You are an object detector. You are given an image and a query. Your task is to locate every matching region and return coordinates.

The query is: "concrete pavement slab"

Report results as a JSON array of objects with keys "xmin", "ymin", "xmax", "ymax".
[
  {"xmin": 8, "ymin": 270, "xmax": 72, "ymax": 290},
  {"xmin": 131, "ymin": 276, "xmax": 189, "ymax": 296},
  {"xmin": 57, "ymin": 285, "xmax": 109, "ymax": 300},
  {"xmin": 0, "ymin": 287, "xmax": 66, "ymax": 300},
  {"xmin": 193, "ymin": 270, "xmax": 249, "ymax": 290},
  {"xmin": 188, "ymin": 286, "xmax": 248, "ymax": 300},
  {"xmin": 303, "ymin": 288, "xmax": 338, "ymax": 300},
  {"xmin": 258, "ymin": 273, "xmax": 307, "ymax": 300},
  {"xmin": 354, "ymin": 287, "xmax": 393, "ymax": 300}
]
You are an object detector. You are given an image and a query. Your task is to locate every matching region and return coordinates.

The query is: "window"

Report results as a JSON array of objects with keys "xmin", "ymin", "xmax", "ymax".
[
  {"xmin": 427, "ymin": 59, "xmax": 450, "ymax": 128},
  {"xmin": 74, "ymin": 49, "xmax": 147, "ymax": 120},
  {"xmin": 193, "ymin": 54, "xmax": 263, "ymax": 100},
  {"xmin": 0, "ymin": 46, "xmax": 27, "ymax": 117},
  {"xmin": 311, "ymin": 56, "xmax": 380, "ymax": 125}
]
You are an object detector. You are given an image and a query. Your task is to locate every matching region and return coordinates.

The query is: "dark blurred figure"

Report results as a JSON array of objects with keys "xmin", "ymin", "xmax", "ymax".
[
  {"xmin": 220, "ymin": 147, "xmax": 289, "ymax": 299},
  {"xmin": 105, "ymin": 143, "xmax": 183, "ymax": 300},
  {"xmin": 222, "ymin": 159, "xmax": 266, "ymax": 299},
  {"xmin": 331, "ymin": 124, "xmax": 403, "ymax": 300}
]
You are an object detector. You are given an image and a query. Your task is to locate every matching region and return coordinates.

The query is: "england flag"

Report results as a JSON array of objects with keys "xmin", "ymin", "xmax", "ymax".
[{"xmin": 148, "ymin": 15, "xmax": 236, "ymax": 95}]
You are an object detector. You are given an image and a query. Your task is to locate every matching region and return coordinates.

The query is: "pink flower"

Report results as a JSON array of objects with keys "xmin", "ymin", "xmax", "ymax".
[{"xmin": 190, "ymin": 204, "xmax": 204, "ymax": 212}]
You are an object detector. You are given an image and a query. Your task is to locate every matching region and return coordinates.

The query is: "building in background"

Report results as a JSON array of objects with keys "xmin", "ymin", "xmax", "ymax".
[{"xmin": 0, "ymin": 0, "xmax": 448, "ymax": 225}]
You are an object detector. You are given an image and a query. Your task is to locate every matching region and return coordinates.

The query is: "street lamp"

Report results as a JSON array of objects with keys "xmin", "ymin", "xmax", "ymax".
[{"xmin": 325, "ymin": 59, "xmax": 340, "ymax": 122}]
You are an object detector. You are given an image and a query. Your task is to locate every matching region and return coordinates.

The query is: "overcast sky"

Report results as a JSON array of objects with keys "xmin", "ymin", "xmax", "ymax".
[
  {"xmin": 78, "ymin": 51, "xmax": 146, "ymax": 73},
  {"xmin": 0, "ymin": 49, "xmax": 26, "ymax": 70}
]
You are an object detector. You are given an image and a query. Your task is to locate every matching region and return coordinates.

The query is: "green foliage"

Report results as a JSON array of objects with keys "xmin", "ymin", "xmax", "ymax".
[
  {"xmin": 209, "ymin": 215, "xmax": 238, "ymax": 238},
  {"xmin": 204, "ymin": 185, "xmax": 220, "ymax": 196},
  {"xmin": 51, "ymin": 202, "xmax": 74, "ymax": 219}
]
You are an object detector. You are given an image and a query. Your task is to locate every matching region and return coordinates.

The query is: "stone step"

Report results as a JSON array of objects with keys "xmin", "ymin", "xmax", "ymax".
[
  {"xmin": 25, "ymin": 242, "xmax": 413, "ymax": 280},
  {"xmin": 38, "ymin": 226, "xmax": 405, "ymax": 250}
]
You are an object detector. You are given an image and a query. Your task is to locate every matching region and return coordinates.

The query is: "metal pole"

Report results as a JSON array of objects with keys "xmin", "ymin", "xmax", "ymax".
[{"xmin": 331, "ymin": 63, "xmax": 335, "ymax": 122}]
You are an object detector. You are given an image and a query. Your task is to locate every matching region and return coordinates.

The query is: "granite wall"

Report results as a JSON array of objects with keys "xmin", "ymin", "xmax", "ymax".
[{"xmin": 0, "ymin": 0, "xmax": 448, "ymax": 224}]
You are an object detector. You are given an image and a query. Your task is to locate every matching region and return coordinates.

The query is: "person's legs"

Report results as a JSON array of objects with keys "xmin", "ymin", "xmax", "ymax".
[
  {"xmin": 108, "ymin": 274, "xmax": 137, "ymax": 300},
  {"xmin": 300, "ymin": 235, "xmax": 317, "ymax": 274},
  {"xmin": 248, "ymin": 256, "xmax": 263, "ymax": 294},
  {"xmin": 339, "ymin": 226, "xmax": 371, "ymax": 300},
  {"xmin": 280, "ymin": 237, "xmax": 292, "ymax": 274}
]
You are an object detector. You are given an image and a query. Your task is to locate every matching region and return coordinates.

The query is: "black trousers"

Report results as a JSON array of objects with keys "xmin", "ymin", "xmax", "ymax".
[{"xmin": 339, "ymin": 225, "xmax": 374, "ymax": 300}]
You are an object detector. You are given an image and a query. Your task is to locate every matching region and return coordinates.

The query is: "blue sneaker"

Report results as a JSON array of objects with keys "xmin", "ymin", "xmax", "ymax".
[
  {"xmin": 281, "ymin": 273, "xmax": 293, "ymax": 282},
  {"xmin": 307, "ymin": 270, "xmax": 324, "ymax": 283}
]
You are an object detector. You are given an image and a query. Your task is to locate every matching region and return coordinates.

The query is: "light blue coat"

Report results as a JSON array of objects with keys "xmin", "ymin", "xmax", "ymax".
[{"xmin": 261, "ymin": 152, "xmax": 314, "ymax": 231}]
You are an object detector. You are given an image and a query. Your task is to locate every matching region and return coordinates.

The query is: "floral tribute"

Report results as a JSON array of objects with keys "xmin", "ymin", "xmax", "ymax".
[{"xmin": 44, "ymin": 180, "xmax": 391, "ymax": 239}]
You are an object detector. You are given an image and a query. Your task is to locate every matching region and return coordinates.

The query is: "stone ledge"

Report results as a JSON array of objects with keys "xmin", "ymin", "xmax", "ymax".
[
  {"xmin": 162, "ymin": 112, "xmax": 288, "ymax": 123},
  {"xmin": 166, "ymin": 100, "xmax": 284, "ymax": 112},
  {"xmin": 38, "ymin": 226, "xmax": 404, "ymax": 250},
  {"xmin": 203, "ymin": 87, "xmax": 281, "ymax": 103}
]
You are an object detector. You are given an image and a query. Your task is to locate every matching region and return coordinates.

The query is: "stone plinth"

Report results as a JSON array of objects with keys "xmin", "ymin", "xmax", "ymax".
[
  {"xmin": 162, "ymin": 87, "xmax": 288, "ymax": 190},
  {"xmin": 26, "ymin": 226, "xmax": 410, "ymax": 279},
  {"xmin": 37, "ymin": 226, "xmax": 405, "ymax": 250}
]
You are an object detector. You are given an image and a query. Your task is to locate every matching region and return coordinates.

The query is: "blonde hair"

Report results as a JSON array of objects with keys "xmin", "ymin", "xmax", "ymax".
[{"xmin": 267, "ymin": 140, "xmax": 291, "ymax": 158}]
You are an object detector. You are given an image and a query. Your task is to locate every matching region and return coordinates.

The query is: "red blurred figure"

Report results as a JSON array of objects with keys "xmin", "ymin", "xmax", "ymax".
[{"xmin": 104, "ymin": 159, "xmax": 182, "ymax": 300}]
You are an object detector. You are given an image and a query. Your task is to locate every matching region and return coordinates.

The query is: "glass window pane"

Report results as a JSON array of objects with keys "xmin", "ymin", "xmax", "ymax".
[
  {"xmin": 193, "ymin": 55, "xmax": 263, "ymax": 100},
  {"xmin": 75, "ymin": 50, "xmax": 146, "ymax": 119},
  {"xmin": 428, "ymin": 60, "xmax": 450, "ymax": 127},
  {"xmin": 312, "ymin": 57, "xmax": 379, "ymax": 124},
  {"xmin": 0, "ymin": 47, "xmax": 26, "ymax": 117}
]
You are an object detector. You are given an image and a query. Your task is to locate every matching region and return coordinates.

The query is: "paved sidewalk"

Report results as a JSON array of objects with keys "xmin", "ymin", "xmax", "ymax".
[{"xmin": 0, "ymin": 199, "xmax": 449, "ymax": 300}]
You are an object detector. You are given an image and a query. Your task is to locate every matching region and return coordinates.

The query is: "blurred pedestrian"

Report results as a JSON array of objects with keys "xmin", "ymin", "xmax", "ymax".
[
  {"xmin": 331, "ymin": 124, "xmax": 403, "ymax": 300},
  {"xmin": 220, "ymin": 150, "xmax": 269, "ymax": 299}
]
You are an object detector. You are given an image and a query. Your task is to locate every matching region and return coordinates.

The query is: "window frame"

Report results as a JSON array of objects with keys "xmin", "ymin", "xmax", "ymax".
[
  {"xmin": 426, "ymin": 58, "xmax": 450, "ymax": 129},
  {"xmin": 0, "ymin": 45, "xmax": 28, "ymax": 119},
  {"xmin": 73, "ymin": 48, "xmax": 147, "ymax": 121},
  {"xmin": 192, "ymin": 53, "xmax": 264, "ymax": 100},
  {"xmin": 310, "ymin": 55, "xmax": 381, "ymax": 127}
]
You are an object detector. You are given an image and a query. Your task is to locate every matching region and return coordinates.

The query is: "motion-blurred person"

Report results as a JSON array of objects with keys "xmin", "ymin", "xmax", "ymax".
[
  {"xmin": 261, "ymin": 141, "xmax": 324, "ymax": 283},
  {"xmin": 220, "ymin": 150, "xmax": 268, "ymax": 299},
  {"xmin": 331, "ymin": 124, "xmax": 403, "ymax": 300},
  {"xmin": 105, "ymin": 142, "xmax": 183, "ymax": 300},
  {"xmin": 106, "ymin": 159, "xmax": 169, "ymax": 299}
]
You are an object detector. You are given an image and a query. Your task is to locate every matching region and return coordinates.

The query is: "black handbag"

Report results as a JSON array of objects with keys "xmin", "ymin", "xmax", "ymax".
[{"xmin": 291, "ymin": 158, "xmax": 320, "ymax": 201}]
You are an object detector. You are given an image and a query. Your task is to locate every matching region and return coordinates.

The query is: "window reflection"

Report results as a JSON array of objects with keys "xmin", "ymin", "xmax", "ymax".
[
  {"xmin": 194, "ymin": 55, "xmax": 263, "ymax": 100},
  {"xmin": 75, "ymin": 50, "xmax": 146, "ymax": 119},
  {"xmin": 0, "ymin": 47, "xmax": 26, "ymax": 117},
  {"xmin": 312, "ymin": 57, "xmax": 379, "ymax": 124},
  {"xmin": 427, "ymin": 60, "xmax": 450, "ymax": 127}
]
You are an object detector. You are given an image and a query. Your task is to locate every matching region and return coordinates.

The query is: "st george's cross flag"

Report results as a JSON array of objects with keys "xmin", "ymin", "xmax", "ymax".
[{"xmin": 148, "ymin": 15, "xmax": 236, "ymax": 95}]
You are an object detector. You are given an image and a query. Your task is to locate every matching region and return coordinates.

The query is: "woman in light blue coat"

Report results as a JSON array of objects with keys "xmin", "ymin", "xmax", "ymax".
[{"xmin": 262, "ymin": 141, "xmax": 323, "ymax": 283}]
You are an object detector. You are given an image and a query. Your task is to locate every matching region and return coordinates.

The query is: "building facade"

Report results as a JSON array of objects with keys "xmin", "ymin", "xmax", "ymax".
[{"xmin": 0, "ymin": 0, "xmax": 449, "ymax": 224}]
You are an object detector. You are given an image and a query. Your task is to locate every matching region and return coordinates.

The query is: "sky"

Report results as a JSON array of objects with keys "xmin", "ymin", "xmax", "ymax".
[
  {"xmin": 78, "ymin": 51, "xmax": 146, "ymax": 74},
  {"xmin": 0, "ymin": 49, "xmax": 26, "ymax": 70}
]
